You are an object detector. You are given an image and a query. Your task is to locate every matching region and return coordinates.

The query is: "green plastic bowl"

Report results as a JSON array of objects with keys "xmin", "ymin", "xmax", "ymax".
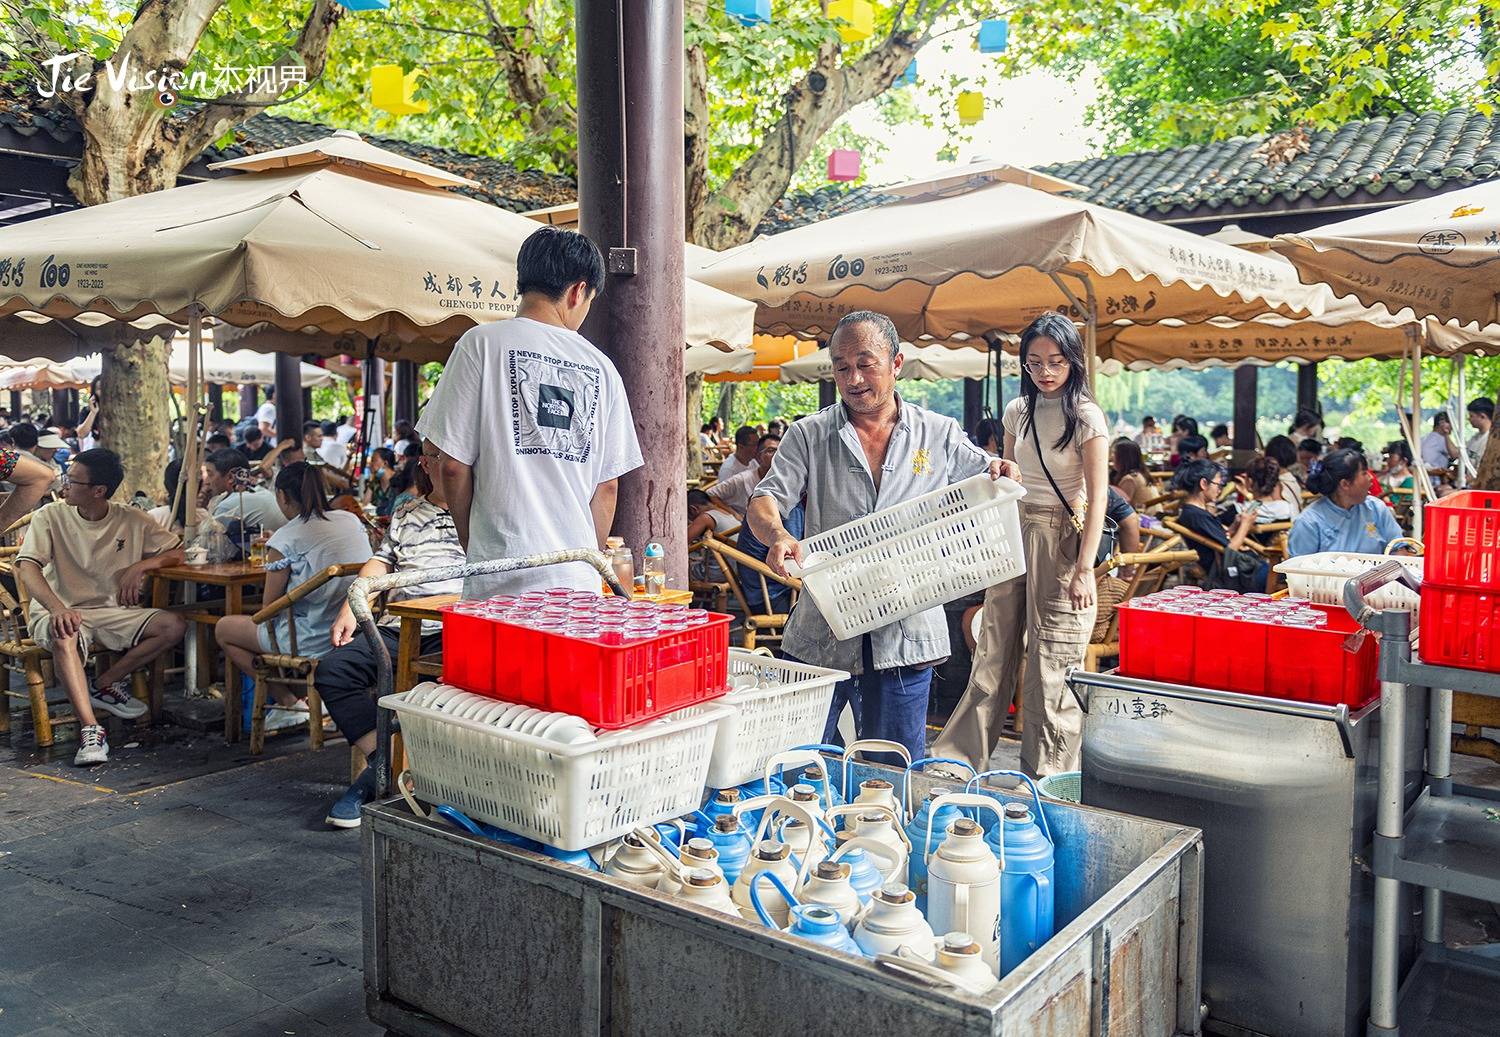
[{"xmin": 1037, "ymin": 771, "xmax": 1082, "ymax": 803}]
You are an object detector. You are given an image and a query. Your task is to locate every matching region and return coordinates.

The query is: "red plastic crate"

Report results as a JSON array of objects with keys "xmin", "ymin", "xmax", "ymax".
[
  {"xmin": 1426, "ymin": 490, "xmax": 1500, "ymax": 590},
  {"xmin": 1420, "ymin": 582, "xmax": 1500, "ymax": 672},
  {"xmin": 441, "ymin": 607, "xmax": 731, "ymax": 728},
  {"xmin": 1117, "ymin": 599, "xmax": 1378, "ymax": 707}
]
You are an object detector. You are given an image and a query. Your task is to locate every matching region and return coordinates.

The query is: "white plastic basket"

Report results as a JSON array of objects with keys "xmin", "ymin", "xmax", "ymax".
[
  {"xmin": 1273, "ymin": 551, "xmax": 1423, "ymax": 611},
  {"xmin": 702, "ymin": 650, "xmax": 850, "ymax": 789},
  {"xmin": 380, "ymin": 689, "xmax": 733, "ymax": 851},
  {"xmin": 789, "ymin": 474, "xmax": 1026, "ymax": 640}
]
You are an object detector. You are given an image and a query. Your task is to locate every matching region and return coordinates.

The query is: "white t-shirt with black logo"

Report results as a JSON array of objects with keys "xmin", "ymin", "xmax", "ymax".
[{"xmin": 418, "ymin": 316, "xmax": 643, "ymax": 598}]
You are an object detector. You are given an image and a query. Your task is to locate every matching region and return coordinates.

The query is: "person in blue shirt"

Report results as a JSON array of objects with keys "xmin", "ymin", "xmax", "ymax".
[{"xmin": 1287, "ymin": 447, "xmax": 1404, "ymax": 557}]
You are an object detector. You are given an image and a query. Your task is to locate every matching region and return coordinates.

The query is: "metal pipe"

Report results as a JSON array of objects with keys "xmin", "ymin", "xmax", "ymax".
[
  {"xmin": 1412, "ymin": 328, "xmax": 1424, "ymax": 542},
  {"xmin": 1422, "ymin": 684, "xmax": 1454, "ymax": 945},
  {"xmin": 350, "ymin": 550, "xmax": 628, "ymax": 797},
  {"xmin": 184, "ymin": 305, "xmax": 203, "ymax": 546},
  {"xmin": 1456, "ymin": 354, "xmax": 1469, "ymax": 487},
  {"xmin": 1368, "ymin": 672, "xmax": 1407, "ymax": 1032}
]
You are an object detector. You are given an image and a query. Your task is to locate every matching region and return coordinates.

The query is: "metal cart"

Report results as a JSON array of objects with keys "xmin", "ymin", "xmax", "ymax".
[
  {"xmin": 347, "ymin": 553, "xmax": 1207, "ymax": 1037},
  {"xmin": 1070, "ymin": 664, "xmax": 1426, "ymax": 1037},
  {"xmin": 1349, "ymin": 562, "xmax": 1500, "ymax": 1037}
]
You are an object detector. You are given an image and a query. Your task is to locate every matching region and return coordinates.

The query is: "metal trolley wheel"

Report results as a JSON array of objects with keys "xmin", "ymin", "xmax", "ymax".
[{"xmin": 345, "ymin": 548, "xmax": 630, "ymax": 797}]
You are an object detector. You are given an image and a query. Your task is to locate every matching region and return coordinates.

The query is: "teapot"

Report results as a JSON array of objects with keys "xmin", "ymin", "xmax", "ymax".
[{"xmin": 852, "ymin": 882, "xmax": 934, "ymax": 959}]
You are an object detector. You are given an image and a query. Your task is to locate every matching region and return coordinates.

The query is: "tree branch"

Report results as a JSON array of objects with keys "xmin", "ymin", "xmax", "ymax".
[
  {"xmin": 166, "ymin": 0, "xmax": 342, "ymax": 171},
  {"xmin": 696, "ymin": 29, "xmax": 928, "ymax": 248}
]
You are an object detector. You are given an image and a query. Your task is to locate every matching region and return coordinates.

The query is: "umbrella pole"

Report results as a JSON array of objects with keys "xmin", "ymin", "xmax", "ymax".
[
  {"xmin": 1412, "ymin": 326, "xmax": 1424, "ymax": 542},
  {"xmin": 1046, "ymin": 272, "xmax": 1098, "ymax": 389},
  {"xmin": 1456, "ymin": 354, "xmax": 1469, "ymax": 488},
  {"xmin": 184, "ymin": 307, "xmax": 203, "ymax": 547}
]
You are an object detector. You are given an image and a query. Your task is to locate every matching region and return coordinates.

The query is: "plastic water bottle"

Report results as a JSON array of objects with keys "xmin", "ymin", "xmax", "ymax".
[{"xmin": 643, "ymin": 542, "xmax": 666, "ymax": 597}]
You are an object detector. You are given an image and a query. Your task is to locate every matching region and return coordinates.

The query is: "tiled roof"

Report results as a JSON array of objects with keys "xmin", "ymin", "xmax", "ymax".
[
  {"xmin": 756, "ymin": 107, "xmax": 1500, "ymax": 232},
  {"xmin": 0, "ymin": 91, "xmax": 575, "ymax": 214},
  {"xmin": 1040, "ymin": 109, "xmax": 1500, "ymax": 218},
  {"xmin": 754, "ymin": 184, "xmax": 900, "ymax": 235}
]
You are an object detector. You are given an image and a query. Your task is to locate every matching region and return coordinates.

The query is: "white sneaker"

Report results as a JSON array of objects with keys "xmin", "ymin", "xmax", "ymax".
[
  {"xmin": 262, "ymin": 706, "xmax": 308, "ymax": 734},
  {"xmin": 74, "ymin": 724, "xmax": 109, "ymax": 766},
  {"xmin": 90, "ymin": 680, "xmax": 147, "ymax": 720}
]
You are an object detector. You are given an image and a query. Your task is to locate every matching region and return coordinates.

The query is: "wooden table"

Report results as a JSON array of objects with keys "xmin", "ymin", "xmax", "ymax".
[
  {"xmin": 151, "ymin": 560, "xmax": 266, "ymax": 743},
  {"xmin": 384, "ymin": 588, "xmax": 697, "ymax": 694}
]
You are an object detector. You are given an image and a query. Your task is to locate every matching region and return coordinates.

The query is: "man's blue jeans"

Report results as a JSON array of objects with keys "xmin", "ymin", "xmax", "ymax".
[{"xmin": 794, "ymin": 635, "xmax": 933, "ymax": 767}]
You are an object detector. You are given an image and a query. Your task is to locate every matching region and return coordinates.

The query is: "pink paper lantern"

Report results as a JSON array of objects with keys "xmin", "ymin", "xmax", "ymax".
[{"xmin": 827, "ymin": 148, "xmax": 861, "ymax": 182}]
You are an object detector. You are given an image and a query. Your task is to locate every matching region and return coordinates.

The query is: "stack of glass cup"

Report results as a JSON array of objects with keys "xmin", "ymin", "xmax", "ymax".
[
  {"xmin": 1129, "ymin": 586, "xmax": 1330, "ymax": 627},
  {"xmin": 469, "ymin": 589, "xmax": 717, "ymax": 645}
]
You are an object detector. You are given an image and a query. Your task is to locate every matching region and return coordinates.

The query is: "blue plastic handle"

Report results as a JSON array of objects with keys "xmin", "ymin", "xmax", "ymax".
[
  {"xmin": 749, "ymin": 869, "xmax": 801, "ymax": 929},
  {"xmin": 434, "ymin": 804, "xmax": 487, "ymax": 837},
  {"xmin": 966, "ymin": 769, "xmax": 1052, "ymax": 844}
]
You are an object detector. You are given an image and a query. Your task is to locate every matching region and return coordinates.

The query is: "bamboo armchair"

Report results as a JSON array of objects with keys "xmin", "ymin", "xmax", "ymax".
[
  {"xmin": 688, "ymin": 526, "xmax": 741, "ymax": 613},
  {"xmin": 246, "ymin": 562, "xmax": 366, "ymax": 755},
  {"xmin": 698, "ymin": 536, "xmax": 801, "ymax": 651}
]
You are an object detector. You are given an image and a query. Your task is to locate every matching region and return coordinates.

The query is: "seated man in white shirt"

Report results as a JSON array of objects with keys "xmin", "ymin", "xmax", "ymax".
[
  {"xmin": 312, "ymin": 420, "xmax": 349, "ymax": 470},
  {"xmin": 1419, "ymin": 412, "xmax": 1459, "ymax": 476},
  {"xmin": 707, "ymin": 432, "xmax": 780, "ymax": 518},
  {"xmin": 334, "ymin": 415, "xmax": 357, "ymax": 445},
  {"xmin": 202, "ymin": 447, "xmax": 288, "ymax": 534},
  {"xmin": 716, "ymin": 425, "xmax": 759, "ymax": 483}
]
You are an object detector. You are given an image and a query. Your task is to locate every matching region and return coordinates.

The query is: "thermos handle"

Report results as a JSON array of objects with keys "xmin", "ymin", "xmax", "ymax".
[
  {"xmin": 824, "ymin": 803, "xmax": 912, "ymax": 852},
  {"xmin": 903, "ymin": 757, "xmax": 978, "ymax": 814},
  {"xmin": 654, "ymin": 818, "xmax": 687, "ymax": 854},
  {"xmin": 763, "ymin": 747, "xmax": 838, "ymax": 812},
  {"xmin": 395, "ymin": 769, "xmax": 429, "ymax": 820},
  {"xmin": 923, "ymin": 794, "xmax": 1006, "ymax": 871},
  {"xmin": 735, "ymin": 795, "xmax": 819, "ymax": 889},
  {"xmin": 750, "ymin": 869, "xmax": 800, "ymax": 929},
  {"xmin": 843, "ymin": 740, "xmax": 915, "ymax": 819},
  {"xmin": 1030, "ymin": 868, "xmax": 1052, "ymax": 946},
  {"xmin": 634, "ymin": 827, "xmax": 688, "ymax": 884},
  {"xmin": 966, "ymin": 768, "xmax": 1052, "ymax": 845},
  {"xmin": 827, "ymin": 835, "xmax": 904, "ymax": 883},
  {"xmin": 874, "ymin": 952, "xmax": 995, "ymax": 997}
]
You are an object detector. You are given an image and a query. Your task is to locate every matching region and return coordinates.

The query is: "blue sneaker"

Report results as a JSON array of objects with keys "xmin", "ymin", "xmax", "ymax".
[{"xmin": 325, "ymin": 767, "xmax": 379, "ymax": 829}]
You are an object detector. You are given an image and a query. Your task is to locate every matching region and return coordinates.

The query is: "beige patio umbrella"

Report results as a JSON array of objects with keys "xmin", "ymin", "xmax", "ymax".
[
  {"xmin": 0, "ymin": 357, "xmax": 88, "ymax": 391},
  {"xmin": 692, "ymin": 180, "xmax": 1324, "ymax": 377},
  {"xmin": 0, "ymin": 311, "xmax": 181, "ymax": 363},
  {"xmin": 779, "ymin": 342, "xmax": 1019, "ymax": 383},
  {"xmin": 1270, "ymin": 179, "xmax": 1500, "ymax": 327},
  {"xmin": 0, "ymin": 131, "xmax": 755, "ymax": 536},
  {"xmin": 685, "ymin": 343, "xmax": 755, "ymax": 377},
  {"xmin": 69, "ymin": 337, "xmax": 342, "ymax": 388}
]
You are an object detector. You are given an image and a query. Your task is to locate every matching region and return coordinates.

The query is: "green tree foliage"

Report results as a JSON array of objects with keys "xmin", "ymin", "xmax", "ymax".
[{"xmin": 1000, "ymin": 0, "xmax": 1500, "ymax": 152}]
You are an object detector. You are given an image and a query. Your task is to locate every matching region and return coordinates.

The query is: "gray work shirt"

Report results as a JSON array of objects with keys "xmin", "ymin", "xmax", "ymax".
[{"xmin": 751, "ymin": 396, "xmax": 991, "ymax": 675}]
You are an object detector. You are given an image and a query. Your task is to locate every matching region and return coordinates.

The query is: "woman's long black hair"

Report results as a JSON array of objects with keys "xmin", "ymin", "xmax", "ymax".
[
  {"xmin": 1019, "ymin": 312, "xmax": 1092, "ymax": 450},
  {"xmin": 274, "ymin": 461, "xmax": 329, "ymax": 521},
  {"xmin": 1307, "ymin": 447, "xmax": 1366, "ymax": 497}
]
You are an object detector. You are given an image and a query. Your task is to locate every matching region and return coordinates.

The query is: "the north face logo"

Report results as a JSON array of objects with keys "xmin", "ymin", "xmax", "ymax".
[{"xmin": 536, "ymin": 384, "xmax": 575, "ymax": 429}]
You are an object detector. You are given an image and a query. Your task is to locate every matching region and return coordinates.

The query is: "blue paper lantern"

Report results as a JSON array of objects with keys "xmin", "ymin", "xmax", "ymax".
[
  {"xmin": 726, "ymin": 0, "xmax": 770, "ymax": 25},
  {"xmin": 337, "ymin": 0, "xmax": 389, "ymax": 10},
  {"xmin": 896, "ymin": 61, "xmax": 918, "ymax": 87},
  {"xmin": 978, "ymin": 18, "xmax": 1009, "ymax": 53}
]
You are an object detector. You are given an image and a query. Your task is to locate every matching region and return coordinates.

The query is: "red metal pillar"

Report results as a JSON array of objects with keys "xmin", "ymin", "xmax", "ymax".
[{"xmin": 577, "ymin": 0, "xmax": 687, "ymax": 584}]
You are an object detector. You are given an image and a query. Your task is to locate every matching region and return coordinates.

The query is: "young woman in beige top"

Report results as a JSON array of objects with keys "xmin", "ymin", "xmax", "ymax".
[{"xmin": 933, "ymin": 313, "xmax": 1109, "ymax": 778}]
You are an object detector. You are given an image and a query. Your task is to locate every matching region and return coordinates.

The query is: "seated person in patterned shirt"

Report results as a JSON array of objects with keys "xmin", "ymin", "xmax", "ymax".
[
  {"xmin": 15, "ymin": 449, "xmax": 188, "ymax": 766},
  {"xmin": 319, "ymin": 442, "xmax": 466, "ymax": 828},
  {"xmin": 0, "ymin": 445, "xmax": 56, "ymax": 530}
]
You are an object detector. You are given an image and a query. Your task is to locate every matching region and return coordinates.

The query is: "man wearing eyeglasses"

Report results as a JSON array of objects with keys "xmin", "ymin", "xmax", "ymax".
[
  {"xmin": 748, "ymin": 310, "xmax": 1019, "ymax": 763},
  {"xmin": 15, "ymin": 449, "xmax": 187, "ymax": 765}
]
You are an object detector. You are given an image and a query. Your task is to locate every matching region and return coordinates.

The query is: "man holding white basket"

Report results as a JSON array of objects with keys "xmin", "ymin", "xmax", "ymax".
[{"xmin": 749, "ymin": 311, "xmax": 1020, "ymax": 763}]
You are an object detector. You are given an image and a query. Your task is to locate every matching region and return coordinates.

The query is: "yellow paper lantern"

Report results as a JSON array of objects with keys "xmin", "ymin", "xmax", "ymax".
[
  {"xmin": 371, "ymin": 64, "xmax": 429, "ymax": 115},
  {"xmin": 827, "ymin": 0, "xmax": 874, "ymax": 43},
  {"xmin": 957, "ymin": 90, "xmax": 984, "ymax": 125}
]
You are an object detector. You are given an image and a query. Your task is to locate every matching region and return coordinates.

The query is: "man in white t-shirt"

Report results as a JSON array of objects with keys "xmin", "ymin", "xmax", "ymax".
[
  {"xmin": 419, "ymin": 227, "xmax": 644, "ymax": 597},
  {"xmin": 334, "ymin": 415, "xmax": 357, "ymax": 445},
  {"xmin": 708, "ymin": 432, "xmax": 779, "ymax": 517},
  {"xmin": 716, "ymin": 425, "xmax": 758, "ymax": 483},
  {"xmin": 1467, "ymin": 397, "xmax": 1493, "ymax": 473},
  {"xmin": 1420, "ymin": 412, "xmax": 1458, "ymax": 473},
  {"xmin": 255, "ymin": 387, "xmax": 277, "ymax": 440}
]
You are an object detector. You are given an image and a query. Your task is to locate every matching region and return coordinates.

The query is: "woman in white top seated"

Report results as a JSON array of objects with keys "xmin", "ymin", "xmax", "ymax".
[{"xmin": 215, "ymin": 461, "xmax": 372, "ymax": 733}]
